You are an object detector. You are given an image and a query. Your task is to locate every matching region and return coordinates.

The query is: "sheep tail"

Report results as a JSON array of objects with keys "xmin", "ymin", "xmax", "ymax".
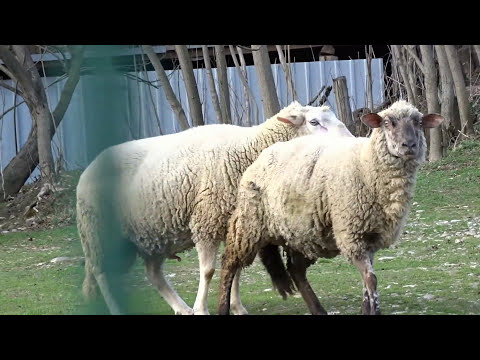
[{"xmin": 259, "ymin": 244, "xmax": 297, "ymax": 299}]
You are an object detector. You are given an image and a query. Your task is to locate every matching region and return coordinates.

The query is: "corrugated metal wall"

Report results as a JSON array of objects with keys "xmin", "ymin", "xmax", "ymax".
[{"xmin": 0, "ymin": 58, "xmax": 383, "ymax": 183}]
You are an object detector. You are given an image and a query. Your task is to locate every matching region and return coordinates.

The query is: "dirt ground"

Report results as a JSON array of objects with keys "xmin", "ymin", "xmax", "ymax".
[{"xmin": 0, "ymin": 171, "xmax": 81, "ymax": 233}]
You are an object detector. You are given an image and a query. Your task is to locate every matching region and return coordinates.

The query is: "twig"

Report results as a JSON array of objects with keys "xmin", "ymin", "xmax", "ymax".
[
  {"xmin": 140, "ymin": 46, "xmax": 163, "ymax": 135},
  {"xmin": 308, "ymin": 85, "xmax": 325, "ymax": 106},
  {"xmin": 317, "ymin": 86, "xmax": 332, "ymax": 106},
  {"xmin": 0, "ymin": 81, "xmax": 24, "ymax": 97},
  {"xmin": 0, "ymin": 64, "xmax": 15, "ymax": 81},
  {"xmin": 403, "ymin": 45, "xmax": 425, "ymax": 74},
  {"xmin": 228, "ymin": 45, "xmax": 259, "ymax": 126},
  {"xmin": 275, "ymin": 45, "xmax": 298, "ymax": 102},
  {"xmin": 233, "ymin": 45, "xmax": 260, "ymax": 52},
  {"xmin": 123, "ymin": 73, "xmax": 160, "ymax": 89}
]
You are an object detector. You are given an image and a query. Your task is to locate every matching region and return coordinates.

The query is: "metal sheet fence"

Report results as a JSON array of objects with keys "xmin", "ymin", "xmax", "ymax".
[{"xmin": 0, "ymin": 58, "xmax": 383, "ymax": 183}]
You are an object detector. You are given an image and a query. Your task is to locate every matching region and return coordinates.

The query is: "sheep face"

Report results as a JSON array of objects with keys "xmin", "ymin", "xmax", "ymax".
[
  {"xmin": 303, "ymin": 106, "xmax": 354, "ymax": 138},
  {"xmin": 362, "ymin": 109, "xmax": 444, "ymax": 161},
  {"xmin": 276, "ymin": 101, "xmax": 352, "ymax": 138}
]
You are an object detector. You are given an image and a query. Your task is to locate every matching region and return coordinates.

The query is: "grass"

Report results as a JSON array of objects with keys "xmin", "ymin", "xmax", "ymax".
[{"xmin": 1, "ymin": 140, "xmax": 479, "ymax": 315}]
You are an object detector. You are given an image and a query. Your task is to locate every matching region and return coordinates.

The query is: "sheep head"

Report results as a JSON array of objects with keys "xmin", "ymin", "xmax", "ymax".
[
  {"xmin": 276, "ymin": 101, "xmax": 353, "ymax": 138},
  {"xmin": 361, "ymin": 100, "xmax": 444, "ymax": 161}
]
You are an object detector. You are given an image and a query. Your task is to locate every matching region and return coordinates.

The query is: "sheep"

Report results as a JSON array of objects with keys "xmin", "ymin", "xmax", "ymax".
[
  {"xmin": 218, "ymin": 100, "xmax": 444, "ymax": 315},
  {"xmin": 76, "ymin": 100, "xmax": 353, "ymax": 315}
]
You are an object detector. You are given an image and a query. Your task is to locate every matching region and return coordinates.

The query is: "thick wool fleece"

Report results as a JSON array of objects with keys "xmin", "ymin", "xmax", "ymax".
[
  {"xmin": 76, "ymin": 101, "xmax": 344, "ymax": 274},
  {"xmin": 224, "ymin": 102, "xmax": 426, "ymax": 268}
]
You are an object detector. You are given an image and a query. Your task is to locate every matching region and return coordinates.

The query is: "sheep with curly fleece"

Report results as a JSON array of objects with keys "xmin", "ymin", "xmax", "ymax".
[
  {"xmin": 77, "ymin": 101, "xmax": 353, "ymax": 315},
  {"xmin": 218, "ymin": 100, "xmax": 443, "ymax": 315}
]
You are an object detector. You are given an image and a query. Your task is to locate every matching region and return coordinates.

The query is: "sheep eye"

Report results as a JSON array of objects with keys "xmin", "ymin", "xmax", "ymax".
[{"xmin": 309, "ymin": 119, "xmax": 319, "ymax": 126}]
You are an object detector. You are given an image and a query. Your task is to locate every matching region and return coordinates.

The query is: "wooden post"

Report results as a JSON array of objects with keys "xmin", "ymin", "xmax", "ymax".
[{"xmin": 333, "ymin": 76, "xmax": 356, "ymax": 135}]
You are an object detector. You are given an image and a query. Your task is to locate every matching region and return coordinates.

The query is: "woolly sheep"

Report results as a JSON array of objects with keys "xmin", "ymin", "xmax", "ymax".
[
  {"xmin": 218, "ymin": 100, "xmax": 444, "ymax": 315},
  {"xmin": 76, "ymin": 101, "xmax": 352, "ymax": 315}
]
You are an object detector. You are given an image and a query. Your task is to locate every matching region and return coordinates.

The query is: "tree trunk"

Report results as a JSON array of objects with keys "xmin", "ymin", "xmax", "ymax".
[
  {"xmin": 444, "ymin": 45, "xmax": 475, "ymax": 137},
  {"xmin": 142, "ymin": 45, "xmax": 190, "ymax": 131},
  {"xmin": 175, "ymin": 45, "xmax": 204, "ymax": 127},
  {"xmin": 0, "ymin": 46, "xmax": 84, "ymax": 201},
  {"xmin": 389, "ymin": 47, "xmax": 403, "ymax": 99},
  {"xmin": 214, "ymin": 45, "xmax": 232, "ymax": 124},
  {"xmin": 473, "ymin": 45, "xmax": 480, "ymax": 67},
  {"xmin": 406, "ymin": 46, "xmax": 419, "ymax": 106},
  {"xmin": 275, "ymin": 45, "xmax": 297, "ymax": 103},
  {"xmin": 236, "ymin": 46, "xmax": 252, "ymax": 126},
  {"xmin": 391, "ymin": 45, "xmax": 415, "ymax": 105},
  {"xmin": 419, "ymin": 45, "xmax": 442, "ymax": 162},
  {"xmin": 251, "ymin": 45, "xmax": 280, "ymax": 118},
  {"xmin": 202, "ymin": 46, "xmax": 223, "ymax": 124},
  {"xmin": 333, "ymin": 76, "xmax": 356, "ymax": 135},
  {"xmin": 435, "ymin": 45, "xmax": 455, "ymax": 156},
  {"xmin": 1, "ymin": 45, "xmax": 56, "ymax": 182}
]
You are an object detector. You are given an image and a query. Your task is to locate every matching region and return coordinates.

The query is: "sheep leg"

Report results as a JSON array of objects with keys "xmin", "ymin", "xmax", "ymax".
[
  {"xmin": 218, "ymin": 244, "xmax": 252, "ymax": 315},
  {"xmin": 145, "ymin": 255, "xmax": 193, "ymax": 315},
  {"xmin": 230, "ymin": 268, "xmax": 248, "ymax": 315},
  {"xmin": 352, "ymin": 254, "xmax": 380, "ymax": 315},
  {"xmin": 94, "ymin": 272, "xmax": 123, "ymax": 315},
  {"xmin": 218, "ymin": 264, "xmax": 238, "ymax": 315},
  {"xmin": 286, "ymin": 250, "xmax": 327, "ymax": 315},
  {"xmin": 193, "ymin": 241, "xmax": 219, "ymax": 315}
]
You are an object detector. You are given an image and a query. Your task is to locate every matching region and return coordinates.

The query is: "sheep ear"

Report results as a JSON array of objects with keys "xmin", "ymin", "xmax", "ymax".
[
  {"xmin": 277, "ymin": 116, "xmax": 293, "ymax": 124},
  {"xmin": 421, "ymin": 113, "xmax": 444, "ymax": 128},
  {"xmin": 277, "ymin": 114, "xmax": 304, "ymax": 126},
  {"xmin": 361, "ymin": 113, "xmax": 383, "ymax": 128}
]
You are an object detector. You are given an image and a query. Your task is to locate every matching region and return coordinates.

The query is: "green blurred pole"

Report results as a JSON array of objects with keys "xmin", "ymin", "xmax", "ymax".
[{"xmin": 80, "ymin": 45, "xmax": 131, "ymax": 314}]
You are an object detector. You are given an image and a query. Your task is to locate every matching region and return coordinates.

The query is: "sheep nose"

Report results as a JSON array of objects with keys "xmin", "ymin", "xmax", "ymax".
[{"xmin": 402, "ymin": 142, "xmax": 416, "ymax": 150}]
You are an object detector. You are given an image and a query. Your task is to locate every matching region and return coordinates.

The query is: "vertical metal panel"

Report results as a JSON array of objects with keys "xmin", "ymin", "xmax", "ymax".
[{"xmin": 0, "ymin": 58, "xmax": 383, "ymax": 183}]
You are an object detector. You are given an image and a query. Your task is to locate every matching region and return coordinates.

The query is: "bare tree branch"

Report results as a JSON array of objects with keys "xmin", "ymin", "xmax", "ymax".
[
  {"xmin": 0, "ymin": 64, "xmax": 16, "ymax": 81},
  {"xmin": 275, "ymin": 45, "xmax": 298, "ymax": 102},
  {"xmin": 0, "ymin": 81, "xmax": 24, "ymax": 97},
  {"xmin": 391, "ymin": 45, "xmax": 416, "ymax": 104},
  {"xmin": 229, "ymin": 45, "xmax": 259, "ymax": 127},
  {"xmin": 236, "ymin": 46, "xmax": 252, "ymax": 125},
  {"xmin": 365, "ymin": 45, "xmax": 374, "ymax": 111},
  {"xmin": 233, "ymin": 45, "xmax": 260, "ymax": 52},
  {"xmin": 308, "ymin": 85, "xmax": 326, "ymax": 106},
  {"xmin": 140, "ymin": 46, "xmax": 163, "ymax": 135},
  {"xmin": 142, "ymin": 45, "xmax": 189, "ymax": 131},
  {"xmin": 202, "ymin": 45, "xmax": 223, "ymax": 124},
  {"xmin": 403, "ymin": 45, "xmax": 425, "ymax": 74}
]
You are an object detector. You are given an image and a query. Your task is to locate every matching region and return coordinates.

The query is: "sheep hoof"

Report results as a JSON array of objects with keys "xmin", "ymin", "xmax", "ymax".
[
  {"xmin": 230, "ymin": 304, "xmax": 248, "ymax": 315},
  {"xmin": 175, "ymin": 307, "xmax": 194, "ymax": 315},
  {"xmin": 361, "ymin": 301, "xmax": 381, "ymax": 315},
  {"xmin": 193, "ymin": 308, "xmax": 210, "ymax": 315}
]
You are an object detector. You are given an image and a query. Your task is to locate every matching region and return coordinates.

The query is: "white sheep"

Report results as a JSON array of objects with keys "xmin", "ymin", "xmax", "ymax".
[
  {"xmin": 218, "ymin": 100, "xmax": 444, "ymax": 315},
  {"xmin": 76, "ymin": 101, "xmax": 353, "ymax": 315}
]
